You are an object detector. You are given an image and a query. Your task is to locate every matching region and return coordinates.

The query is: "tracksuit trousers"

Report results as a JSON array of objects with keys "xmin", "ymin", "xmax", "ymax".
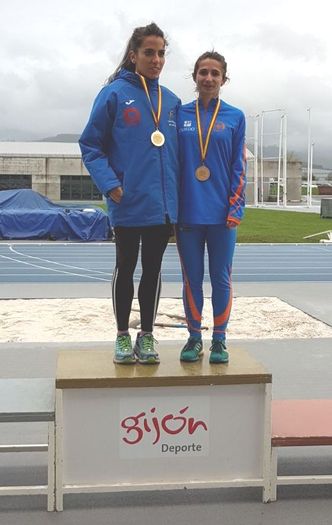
[{"xmin": 176, "ymin": 224, "xmax": 237, "ymax": 341}]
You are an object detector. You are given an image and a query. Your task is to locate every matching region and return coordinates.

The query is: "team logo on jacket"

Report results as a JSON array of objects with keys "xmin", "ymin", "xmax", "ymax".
[
  {"xmin": 181, "ymin": 120, "xmax": 195, "ymax": 132},
  {"xmin": 123, "ymin": 107, "xmax": 141, "ymax": 126},
  {"xmin": 214, "ymin": 121, "xmax": 225, "ymax": 131}
]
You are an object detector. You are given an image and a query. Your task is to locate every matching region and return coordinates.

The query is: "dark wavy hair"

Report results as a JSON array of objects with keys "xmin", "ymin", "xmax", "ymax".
[
  {"xmin": 192, "ymin": 51, "xmax": 229, "ymax": 83},
  {"xmin": 106, "ymin": 22, "xmax": 168, "ymax": 84}
]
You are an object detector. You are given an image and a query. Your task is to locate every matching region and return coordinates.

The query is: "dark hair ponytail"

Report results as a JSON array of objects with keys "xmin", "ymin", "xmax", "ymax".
[{"xmin": 106, "ymin": 22, "xmax": 168, "ymax": 84}]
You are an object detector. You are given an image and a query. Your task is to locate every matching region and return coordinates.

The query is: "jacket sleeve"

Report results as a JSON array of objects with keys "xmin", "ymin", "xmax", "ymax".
[
  {"xmin": 227, "ymin": 112, "xmax": 247, "ymax": 225},
  {"xmin": 79, "ymin": 86, "xmax": 121, "ymax": 196}
]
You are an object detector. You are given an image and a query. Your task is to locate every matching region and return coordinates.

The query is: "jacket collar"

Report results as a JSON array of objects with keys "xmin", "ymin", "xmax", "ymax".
[
  {"xmin": 117, "ymin": 68, "xmax": 159, "ymax": 91},
  {"xmin": 196, "ymin": 97, "xmax": 220, "ymax": 110}
]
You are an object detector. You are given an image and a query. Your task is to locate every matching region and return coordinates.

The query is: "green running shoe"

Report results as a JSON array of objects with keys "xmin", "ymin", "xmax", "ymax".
[
  {"xmin": 209, "ymin": 340, "xmax": 229, "ymax": 364},
  {"xmin": 180, "ymin": 337, "xmax": 203, "ymax": 362},
  {"xmin": 113, "ymin": 334, "xmax": 136, "ymax": 364},
  {"xmin": 134, "ymin": 333, "xmax": 160, "ymax": 364}
]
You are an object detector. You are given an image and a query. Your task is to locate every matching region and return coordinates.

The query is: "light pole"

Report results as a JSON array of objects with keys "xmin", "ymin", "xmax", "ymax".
[
  {"xmin": 260, "ymin": 112, "xmax": 264, "ymax": 204},
  {"xmin": 253, "ymin": 114, "xmax": 259, "ymax": 206},
  {"xmin": 260, "ymin": 109, "xmax": 285, "ymax": 206},
  {"xmin": 307, "ymin": 108, "xmax": 312, "ymax": 207},
  {"xmin": 282, "ymin": 113, "xmax": 287, "ymax": 207},
  {"xmin": 309, "ymin": 141, "xmax": 314, "ymax": 207}
]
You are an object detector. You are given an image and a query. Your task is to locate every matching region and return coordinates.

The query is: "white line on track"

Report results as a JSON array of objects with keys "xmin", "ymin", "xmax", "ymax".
[
  {"xmin": 0, "ymin": 254, "xmax": 110, "ymax": 281},
  {"xmin": 8, "ymin": 245, "xmax": 112, "ymax": 277}
]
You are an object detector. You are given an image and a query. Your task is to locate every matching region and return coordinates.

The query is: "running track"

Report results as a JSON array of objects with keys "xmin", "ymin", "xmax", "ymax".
[{"xmin": 0, "ymin": 242, "xmax": 332, "ymax": 283}]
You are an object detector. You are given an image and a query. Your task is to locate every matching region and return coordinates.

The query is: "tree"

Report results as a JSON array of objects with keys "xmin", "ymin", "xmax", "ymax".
[{"xmin": 287, "ymin": 151, "xmax": 300, "ymax": 162}]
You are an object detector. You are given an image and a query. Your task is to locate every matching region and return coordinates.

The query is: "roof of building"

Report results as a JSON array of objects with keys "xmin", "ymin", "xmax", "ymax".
[
  {"xmin": 0, "ymin": 141, "xmax": 81, "ymax": 157},
  {"xmin": 302, "ymin": 167, "xmax": 332, "ymax": 174},
  {"xmin": 0, "ymin": 140, "xmax": 254, "ymax": 160}
]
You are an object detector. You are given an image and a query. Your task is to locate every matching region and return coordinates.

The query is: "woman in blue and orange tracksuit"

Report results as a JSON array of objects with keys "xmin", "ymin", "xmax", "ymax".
[
  {"xmin": 176, "ymin": 51, "xmax": 246, "ymax": 364},
  {"xmin": 79, "ymin": 23, "xmax": 180, "ymax": 365}
]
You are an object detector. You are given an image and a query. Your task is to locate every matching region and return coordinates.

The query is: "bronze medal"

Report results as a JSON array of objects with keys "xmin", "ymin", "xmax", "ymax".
[
  {"xmin": 151, "ymin": 130, "xmax": 165, "ymax": 147},
  {"xmin": 195, "ymin": 165, "xmax": 210, "ymax": 181},
  {"xmin": 195, "ymin": 98, "xmax": 220, "ymax": 181}
]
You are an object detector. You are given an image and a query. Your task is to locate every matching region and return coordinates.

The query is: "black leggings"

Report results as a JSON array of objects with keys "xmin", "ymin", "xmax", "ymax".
[{"xmin": 112, "ymin": 224, "xmax": 172, "ymax": 333}]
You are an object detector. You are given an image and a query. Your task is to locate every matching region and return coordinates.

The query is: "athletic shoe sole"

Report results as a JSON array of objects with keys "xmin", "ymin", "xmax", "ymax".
[
  {"xmin": 113, "ymin": 356, "xmax": 136, "ymax": 364},
  {"xmin": 209, "ymin": 355, "xmax": 229, "ymax": 364},
  {"xmin": 180, "ymin": 350, "xmax": 204, "ymax": 362},
  {"xmin": 136, "ymin": 355, "xmax": 160, "ymax": 365}
]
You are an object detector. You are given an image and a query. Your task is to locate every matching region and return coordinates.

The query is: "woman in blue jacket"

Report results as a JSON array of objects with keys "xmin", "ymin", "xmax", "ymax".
[
  {"xmin": 177, "ymin": 51, "xmax": 246, "ymax": 364},
  {"xmin": 80, "ymin": 22, "xmax": 180, "ymax": 365}
]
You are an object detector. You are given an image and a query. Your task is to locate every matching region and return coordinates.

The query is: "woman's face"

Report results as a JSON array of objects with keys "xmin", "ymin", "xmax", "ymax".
[
  {"xmin": 131, "ymin": 36, "xmax": 166, "ymax": 79},
  {"xmin": 195, "ymin": 58, "xmax": 225, "ymax": 99}
]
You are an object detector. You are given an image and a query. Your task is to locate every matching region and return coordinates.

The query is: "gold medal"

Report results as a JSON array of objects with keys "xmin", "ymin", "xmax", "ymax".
[
  {"xmin": 195, "ymin": 165, "xmax": 210, "ymax": 181},
  {"xmin": 151, "ymin": 130, "xmax": 165, "ymax": 147},
  {"xmin": 139, "ymin": 75, "xmax": 165, "ymax": 147}
]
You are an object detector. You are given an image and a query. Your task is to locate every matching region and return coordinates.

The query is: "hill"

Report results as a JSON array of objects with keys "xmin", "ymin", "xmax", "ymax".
[{"xmin": 39, "ymin": 133, "xmax": 80, "ymax": 143}]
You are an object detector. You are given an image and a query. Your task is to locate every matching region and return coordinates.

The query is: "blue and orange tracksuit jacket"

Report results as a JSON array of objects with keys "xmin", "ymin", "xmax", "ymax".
[{"xmin": 177, "ymin": 97, "xmax": 246, "ymax": 225}]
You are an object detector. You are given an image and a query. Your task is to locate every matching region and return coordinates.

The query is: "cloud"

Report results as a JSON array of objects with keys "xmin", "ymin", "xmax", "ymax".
[
  {"xmin": 250, "ymin": 23, "xmax": 326, "ymax": 61},
  {"xmin": 0, "ymin": 0, "xmax": 331, "ymax": 167}
]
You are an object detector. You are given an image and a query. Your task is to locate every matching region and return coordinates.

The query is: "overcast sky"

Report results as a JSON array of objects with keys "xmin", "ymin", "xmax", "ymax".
[{"xmin": 1, "ymin": 0, "xmax": 331, "ymax": 167}]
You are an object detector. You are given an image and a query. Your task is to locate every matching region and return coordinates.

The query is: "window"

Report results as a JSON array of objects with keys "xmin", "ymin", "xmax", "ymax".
[
  {"xmin": 60, "ymin": 176, "xmax": 102, "ymax": 200},
  {"xmin": 0, "ymin": 174, "xmax": 32, "ymax": 190}
]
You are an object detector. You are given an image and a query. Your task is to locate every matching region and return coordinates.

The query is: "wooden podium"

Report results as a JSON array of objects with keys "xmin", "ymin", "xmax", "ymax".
[{"xmin": 55, "ymin": 343, "xmax": 272, "ymax": 510}]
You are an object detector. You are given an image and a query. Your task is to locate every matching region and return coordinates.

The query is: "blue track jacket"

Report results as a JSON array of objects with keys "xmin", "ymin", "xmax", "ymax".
[
  {"xmin": 79, "ymin": 69, "xmax": 180, "ymax": 227},
  {"xmin": 177, "ymin": 98, "xmax": 246, "ymax": 225}
]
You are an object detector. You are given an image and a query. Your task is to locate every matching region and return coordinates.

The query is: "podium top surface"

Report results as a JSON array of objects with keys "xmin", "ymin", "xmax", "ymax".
[{"xmin": 56, "ymin": 344, "xmax": 271, "ymax": 389}]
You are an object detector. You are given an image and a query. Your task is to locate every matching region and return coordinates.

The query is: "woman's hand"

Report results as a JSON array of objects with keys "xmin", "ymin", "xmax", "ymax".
[
  {"xmin": 226, "ymin": 220, "xmax": 238, "ymax": 229},
  {"xmin": 108, "ymin": 187, "xmax": 123, "ymax": 203}
]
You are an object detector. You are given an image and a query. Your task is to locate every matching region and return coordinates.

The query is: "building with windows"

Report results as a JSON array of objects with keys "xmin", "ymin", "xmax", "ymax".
[
  {"xmin": 301, "ymin": 167, "xmax": 332, "ymax": 185},
  {"xmin": 0, "ymin": 141, "xmax": 302, "ymax": 205},
  {"xmin": 0, "ymin": 142, "xmax": 102, "ymax": 202}
]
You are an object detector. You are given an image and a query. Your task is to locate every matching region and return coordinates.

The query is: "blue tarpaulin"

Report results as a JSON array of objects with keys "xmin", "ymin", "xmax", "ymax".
[{"xmin": 0, "ymin": 189, "xmax": 111, "ymax": 241}]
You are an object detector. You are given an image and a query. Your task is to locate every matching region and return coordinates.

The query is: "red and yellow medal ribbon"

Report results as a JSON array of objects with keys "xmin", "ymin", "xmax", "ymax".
[
  {"xmin": 139, "ymin": 74, "xmax": 162, "ymax": 129},
  {"xmin": 195, "ymin": 99, "xmax": 221, "ymax": 163}
]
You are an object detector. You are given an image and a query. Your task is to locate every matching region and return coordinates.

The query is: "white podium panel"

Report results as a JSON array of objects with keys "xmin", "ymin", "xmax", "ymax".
[
  {"xmin": 61, "ymin": 384, "xmax": 265, "ymax": 484},
  {"xmin": 55, "ymin": 344, "xmax": 272, "ymax": 510}
]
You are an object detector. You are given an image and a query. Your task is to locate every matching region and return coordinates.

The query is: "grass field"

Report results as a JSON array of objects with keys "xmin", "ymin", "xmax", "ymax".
[
  {"xmin": 237, "ymin": 208, "xmax": 330, "ymax": 243},
  {"xmin": 98, "ymin": 202, "xmax": 331, "ymax": 243}
]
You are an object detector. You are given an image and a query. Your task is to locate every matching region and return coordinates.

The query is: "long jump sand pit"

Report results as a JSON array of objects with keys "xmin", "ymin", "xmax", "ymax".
[{"xmin": 1, "ymin": 297, "xmax": 332, "ymax": 343}]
